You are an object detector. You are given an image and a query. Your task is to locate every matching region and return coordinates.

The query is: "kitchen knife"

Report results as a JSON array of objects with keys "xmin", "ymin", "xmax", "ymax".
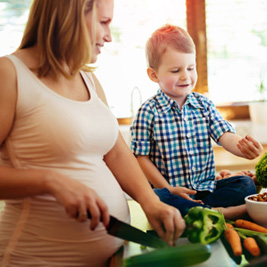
[{"xmin": 87, "ymin": 211, "xmax": 169, "ymax": 249}]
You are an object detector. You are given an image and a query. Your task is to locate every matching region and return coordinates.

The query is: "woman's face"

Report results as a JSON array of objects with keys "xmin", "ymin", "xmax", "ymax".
[{"xmin": 89, "ymin": 0, "xmax": 114, "ymax": 63}]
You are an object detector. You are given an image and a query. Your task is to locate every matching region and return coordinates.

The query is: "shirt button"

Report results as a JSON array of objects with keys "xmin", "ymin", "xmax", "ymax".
[
  {"xmin": 192, "ymin": 166, "xmax": 196, "ymax": 171},
  {"xmin": 189, "ymin": 151, "xmax": 193, "ymax": 155},
  {"xmin": 184, "ymin": 116, "xmax": 188, "ymax": 121},
  {"xmin": 187, "ymin": 133, "xmax": 191, "ymax": 138}
]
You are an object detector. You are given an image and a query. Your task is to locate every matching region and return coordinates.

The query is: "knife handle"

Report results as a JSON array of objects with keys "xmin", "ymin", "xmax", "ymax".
[
  {"xmin": 86, "ymin": 210, "xmax": 99, "ymax": 220},
  {"xmin": 86, "ymin": 210, "xmax": 116, "ymax": 230},
  {"xmin": 75, "ymin": 210, "xmax": 103, "ymax": 220}
]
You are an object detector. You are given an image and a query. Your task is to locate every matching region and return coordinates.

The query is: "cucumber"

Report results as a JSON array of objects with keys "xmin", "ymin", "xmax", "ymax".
[{"xmin": 123, "ymin": 243, "xmax": 211, "ymax": 267}]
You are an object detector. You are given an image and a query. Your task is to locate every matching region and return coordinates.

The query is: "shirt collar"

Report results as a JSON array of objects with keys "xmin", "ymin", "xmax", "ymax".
[
  {"xmin": 155, "ymin": 90, "xmax": 203, "ymax": 114},
  {"xmin": 155, "ymin": 89, "xmax": 176, "ymax": 113},
  {"xmin": 185, "ymin": 93, "xmax": 204, "ymax": 109}
]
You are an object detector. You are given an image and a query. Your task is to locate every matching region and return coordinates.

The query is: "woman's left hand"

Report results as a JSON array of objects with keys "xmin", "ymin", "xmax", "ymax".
[{"xmin": 141, "ymin": 200, "xmax": 186, "ymax": 246}]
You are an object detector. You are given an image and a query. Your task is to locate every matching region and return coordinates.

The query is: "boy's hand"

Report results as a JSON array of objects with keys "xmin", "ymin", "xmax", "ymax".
[
  {"xmin": 169, "ymin": 186, "xmax": 203, "ymax": 204},
  {"xmin": 236, "ymin": 135, "xmax": 263, "ymax": 159}
]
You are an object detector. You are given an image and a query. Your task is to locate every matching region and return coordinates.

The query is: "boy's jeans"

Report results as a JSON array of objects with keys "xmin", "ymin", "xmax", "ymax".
[{"xmin": 154, "ymin": 175, "xmax": 256, "ymax": 217}]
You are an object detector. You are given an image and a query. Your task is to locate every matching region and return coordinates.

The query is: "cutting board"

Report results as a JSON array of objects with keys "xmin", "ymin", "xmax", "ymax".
[
  {"xmin": 123, "ymin": 199, "xmax": 236, "ymax": 267},
  {"xmin": 123, "ymin": 238, "xmax": 236, "ymax": 267}
]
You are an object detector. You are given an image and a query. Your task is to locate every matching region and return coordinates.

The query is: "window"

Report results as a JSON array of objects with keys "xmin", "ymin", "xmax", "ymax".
[
  {"xmin": 1, "ymin": 0, "xmax": 266, "ymax": 119},
  {"xmin": 206, "ymin": 0, "xmax": 267, "ymax": 104},
  {"xmin": 0, "ymin": 0, "xmax": 31, "ymax": 55},
  {"xmin": 94, "ymin": 0, "xmax": 186, "ymax": 118}
]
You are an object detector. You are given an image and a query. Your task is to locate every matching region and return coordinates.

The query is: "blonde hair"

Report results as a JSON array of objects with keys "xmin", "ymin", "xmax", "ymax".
[
  {"xmin": 19, "ymin": 0, "xmax": 96, "ymax": 79},
  {"xmin": 146, "ymin": 24, "xmax": 195, "ymax": 70}
]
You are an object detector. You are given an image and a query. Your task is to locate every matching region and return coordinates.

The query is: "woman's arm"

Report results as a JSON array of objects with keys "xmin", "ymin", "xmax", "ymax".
[
  {"xmin": 0, "ymin": 58, "xmax": 50, "ymax": 198},
  {"xmin": 104, "ymin": 133, "xmax": 185, "ymax": 245},
  {"xmin": 0, "ymin": 57, "xmax": 17, "ymax": 148},
  {"xmin": 219, "ymin": 132, "xmax": 263, "ymax": 159},
  {"xmin": 0, "ymin": 58, "xmax": 54, "ymax": 200},
  {"xmin": 93, "ymin": 73, "xmax": 185, "ymax": 245}
]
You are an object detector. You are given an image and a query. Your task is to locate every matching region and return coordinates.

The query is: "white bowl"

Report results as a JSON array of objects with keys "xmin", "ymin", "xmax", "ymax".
[{"xmin": 245, "ymin": 194, "xmax": 267, "ymax": 228}]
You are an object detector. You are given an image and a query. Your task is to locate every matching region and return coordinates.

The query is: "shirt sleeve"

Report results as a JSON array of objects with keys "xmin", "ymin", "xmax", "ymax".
[
  {"xmin": 206, "ymin": 98, "xmax": 235, "ymax": 145},
  {"xmin": 130, "ymin": 103, "xmax": 154, "ymax": 156}
]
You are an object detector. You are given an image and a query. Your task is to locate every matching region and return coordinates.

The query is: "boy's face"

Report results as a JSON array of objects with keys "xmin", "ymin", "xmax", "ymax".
[{"xmin": 148, "ymin": 47, "xmax": 197, "ymax": 106}]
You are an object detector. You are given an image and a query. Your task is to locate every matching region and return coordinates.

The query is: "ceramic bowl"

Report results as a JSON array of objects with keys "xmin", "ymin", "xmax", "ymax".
[{"xmin": 245, "ymin": 193, "xmax": 267, "ymax": 228}]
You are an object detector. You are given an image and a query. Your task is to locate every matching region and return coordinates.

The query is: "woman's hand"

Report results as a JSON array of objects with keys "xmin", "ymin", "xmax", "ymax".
[
  {"xmin": 141, "ymin": 200, "xmax": 186, "ymax": 246},
  {"xmin": 44, "ymin": 170, "xmax": 109, "ymax": 230},
  {"xmin": 169, "ymin": 186, "xmax": 204, "ymax": 204}
]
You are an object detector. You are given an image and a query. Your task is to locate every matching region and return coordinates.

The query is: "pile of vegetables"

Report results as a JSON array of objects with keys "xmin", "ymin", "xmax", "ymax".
[
  {"xmin": 222, "ymin": 219, "xmax": 267, "ymax": 264},
  {"xmin": 184, "ymin": 207, "xmax": 267, "ymax": 263},
  {"xmin": 124, "ymin": 207, "xmax": 267, "ymax": 266},
  {"xmin": 124, "ymin": 207, "xmax": 223, "ymax": 266},
  {"xmin": 123, "ymin": 152, "xmax": 267, "ymax": 266},
  {"xmin": 255, "ymin": 152, "xmax": 267, "ymax": 188}
]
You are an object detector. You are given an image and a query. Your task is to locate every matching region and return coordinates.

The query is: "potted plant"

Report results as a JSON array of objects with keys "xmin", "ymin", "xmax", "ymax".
[{"xmin": 249, "ymin": 69, "xmax": 267, "ymax": 124}]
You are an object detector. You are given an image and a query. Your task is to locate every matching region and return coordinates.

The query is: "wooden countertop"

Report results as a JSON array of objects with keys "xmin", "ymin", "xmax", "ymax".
[{"xmin": 214, "ymin": 144, "xmax": 267, "ymax": 172}]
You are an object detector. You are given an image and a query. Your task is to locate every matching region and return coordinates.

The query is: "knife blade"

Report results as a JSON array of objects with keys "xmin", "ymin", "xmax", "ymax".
[{"xmin": 86, "ymin": 211, "xmax": 169, "ymax": 249}]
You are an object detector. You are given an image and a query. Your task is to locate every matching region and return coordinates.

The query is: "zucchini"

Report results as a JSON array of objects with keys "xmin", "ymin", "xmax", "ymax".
[{"xmin": 123, "ymin": 243, "xmax": 211, "ymax": 267}]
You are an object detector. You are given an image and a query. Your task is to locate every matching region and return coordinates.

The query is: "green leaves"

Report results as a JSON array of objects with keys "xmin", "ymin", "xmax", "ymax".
[{"xmin": 255, "ymin": 152, "xmax": 267, "ymax": 188}]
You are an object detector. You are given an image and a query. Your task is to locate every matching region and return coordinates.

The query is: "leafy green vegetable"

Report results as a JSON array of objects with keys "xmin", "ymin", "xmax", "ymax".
[
  {"xmin": 255, "ymin": 152, "xmax": 267, "ymax": 188},
  {"xmin": 184, "ymin": 206, "xmax": 225, "ymax": 244}
]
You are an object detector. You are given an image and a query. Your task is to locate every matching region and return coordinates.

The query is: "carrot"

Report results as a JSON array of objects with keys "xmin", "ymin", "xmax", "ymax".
[
  {"xmin": 226, "ymin": 223, "xmax": 234, "ymax": 229},
  {"xmin": 224, "ymin": 228, "xmax": 242, "ymax": 257},
  {"xmin": 243, "ymin": 237, "xmax": 261, "ymax": 257},
  {"xmin": 235, "ymin": 219, "xmax": 267, "ymax": 234}
]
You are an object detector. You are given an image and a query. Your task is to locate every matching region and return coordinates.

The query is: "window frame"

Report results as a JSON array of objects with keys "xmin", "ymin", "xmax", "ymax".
[{"xmin": 186, "ymin": 0, "xmax": 250, "ymax": 121}]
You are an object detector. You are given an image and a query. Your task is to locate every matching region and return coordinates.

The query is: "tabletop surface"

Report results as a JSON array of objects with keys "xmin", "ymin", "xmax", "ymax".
[
  {"xmin": 120, "ymin": 199, "xmax": 250, "ymax": 267},
  {"xmin": 123, "ymin": 237, "xmax": 236, "ymax": 267}
]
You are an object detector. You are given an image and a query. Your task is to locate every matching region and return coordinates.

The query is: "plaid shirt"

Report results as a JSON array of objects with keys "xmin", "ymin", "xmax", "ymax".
[{"xmin": 130, "ymin": 90, "xmax": 235, "ymax": 192}]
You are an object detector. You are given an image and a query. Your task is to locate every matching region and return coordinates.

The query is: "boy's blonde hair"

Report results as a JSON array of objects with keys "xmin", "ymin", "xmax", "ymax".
[
  {"xmin": 146, "ymin": 24, "xmax": 195, "ymax": 70},
  {"xmin": 19, "ymin": 0, "xmax": 96, "ymax": 79}
]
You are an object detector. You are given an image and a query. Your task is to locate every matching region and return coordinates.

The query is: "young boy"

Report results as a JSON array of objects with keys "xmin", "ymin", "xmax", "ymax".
[{"xmin": 130, "ymin": 24, "xmax": 263, "ymax": 216}]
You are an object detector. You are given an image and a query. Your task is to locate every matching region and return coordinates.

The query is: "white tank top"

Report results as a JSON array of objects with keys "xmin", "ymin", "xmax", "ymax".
[{"xmin": 0, "ymin": 55, "xmax": 129, "ymax": 267}]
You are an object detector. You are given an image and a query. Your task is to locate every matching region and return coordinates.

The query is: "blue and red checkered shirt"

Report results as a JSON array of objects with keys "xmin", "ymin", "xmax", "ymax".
[{"xmin": 130, "ymin": 90, "xmax": 235, "ymax": 192}]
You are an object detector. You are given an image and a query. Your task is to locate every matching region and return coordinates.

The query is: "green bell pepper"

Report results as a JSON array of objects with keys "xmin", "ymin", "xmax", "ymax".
[{"xmin": 184, "ymin": 206, "xmax": 225, "ymax": 244}]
